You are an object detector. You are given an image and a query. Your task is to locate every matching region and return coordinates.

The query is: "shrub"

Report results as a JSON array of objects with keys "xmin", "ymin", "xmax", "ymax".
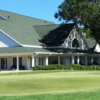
[{"xmin": 32, "ymin": 64, "xmax": 100, "ymax": 70}]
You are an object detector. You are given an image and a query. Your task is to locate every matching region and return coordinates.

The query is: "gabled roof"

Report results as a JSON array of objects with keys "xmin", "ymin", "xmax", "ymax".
[
  {"xmin": 0, "ymin": 10, "xmax": 54, "ymax": 46},
  {"xmin": 0, "ymin": 10, "xmax": 97, "ymax": 49},
  {"xmin": 34, "ymin": 23, "xmax": 76, "ymax": 46}
]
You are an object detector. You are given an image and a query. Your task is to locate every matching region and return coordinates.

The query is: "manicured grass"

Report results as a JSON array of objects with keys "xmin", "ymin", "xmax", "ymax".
[
  {"xmin": 0, "ymin": 91, "xmax": 100, "ymax": 100},
  {"xmin": 0, "ymin": 70, "xmax": 69, "ymax": 76},
  {"xmin": 0, "ymin": 71, "xmax": 100, "ymax": 100}
]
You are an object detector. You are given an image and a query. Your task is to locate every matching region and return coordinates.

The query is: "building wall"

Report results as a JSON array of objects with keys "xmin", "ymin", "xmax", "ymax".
[
  {"xmin": 94, "ymin": 44, "xmax": 100, "ymax": 52},
  {"xmin": 0, "ymin": 56, "xmax": 29, "ymax": 70},
  {"xmin": 0, "ymin": 55, "xmax": 100, "ymax": 70},
  {"xmin": 0, "ymin": 31, "xmax": 20, "ymax": 47}
]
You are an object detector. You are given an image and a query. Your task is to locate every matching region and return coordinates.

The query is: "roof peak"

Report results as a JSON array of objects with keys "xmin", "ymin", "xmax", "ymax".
[{"xmin": 34, "ymin": 23, "xmax": 76, "ymax": 27}]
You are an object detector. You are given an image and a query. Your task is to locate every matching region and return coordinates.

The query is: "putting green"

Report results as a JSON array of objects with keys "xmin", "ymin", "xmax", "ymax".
[{"xmin": 0, "ymin": 71, "xmax": 100, "ymax": 96}]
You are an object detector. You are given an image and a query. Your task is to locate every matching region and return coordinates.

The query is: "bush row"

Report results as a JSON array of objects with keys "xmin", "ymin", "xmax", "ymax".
[{"xmin": 32, "ymin": 64, "xmax": 100, "ymax": 70}]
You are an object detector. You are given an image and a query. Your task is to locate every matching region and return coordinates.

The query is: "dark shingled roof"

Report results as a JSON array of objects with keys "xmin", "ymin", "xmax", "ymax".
[{"xmin": 34, "ymin": 23, "xmax": 76, "ymax": 46}]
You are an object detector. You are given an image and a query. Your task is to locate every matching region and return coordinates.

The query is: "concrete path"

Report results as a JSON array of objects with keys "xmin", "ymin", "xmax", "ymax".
[{"xmin": 0, "ymin": 70, "xmax": 32, "ymax": 73}]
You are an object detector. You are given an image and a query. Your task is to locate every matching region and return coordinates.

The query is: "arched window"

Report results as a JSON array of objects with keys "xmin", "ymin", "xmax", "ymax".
[{"xmin": 72, "ymin": 38, "xmax": 79, "ymax": 47}]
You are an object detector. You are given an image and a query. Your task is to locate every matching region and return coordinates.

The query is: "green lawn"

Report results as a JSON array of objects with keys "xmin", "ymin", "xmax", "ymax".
[{"xmin": 0, "ymin": 70, "xmax": 100, "ymax": 100}]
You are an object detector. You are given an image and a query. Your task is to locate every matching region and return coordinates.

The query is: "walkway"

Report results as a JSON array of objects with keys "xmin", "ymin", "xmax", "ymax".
[{"xmin": 0, "ymin": 70, "xmax": 32, "ymax": 73}]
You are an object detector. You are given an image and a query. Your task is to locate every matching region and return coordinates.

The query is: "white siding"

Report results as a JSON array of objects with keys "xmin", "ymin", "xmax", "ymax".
[
  {"xmin": 65, "ymin": 57, "xmax": 70, "ymax": 65},
  {"xmin": 94, "ymin": 44, "xmax": 100, "ymax": 52},
  {"xmin": 0, "ymin": 31, "xmax": 20, "ymax": 47},
  {"xmin": 7, "ymin": 57, "xmax": 12, "ymax": 70}
]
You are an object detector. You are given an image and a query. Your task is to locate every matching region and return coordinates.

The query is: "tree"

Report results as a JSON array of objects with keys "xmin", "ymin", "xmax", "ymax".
[
  {"xmin": 80, "ymin": 28, "xmax": 93, "ymax": 38},
  {"xmin": 55, "ymin": 0, "xmax": 100, "ymax": 43}
]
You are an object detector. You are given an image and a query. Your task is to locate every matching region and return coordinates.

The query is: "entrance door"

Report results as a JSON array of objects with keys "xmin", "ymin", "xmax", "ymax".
[{"xmin": 1, "ymin": 58, "xmax": 5, "ymax": 69}]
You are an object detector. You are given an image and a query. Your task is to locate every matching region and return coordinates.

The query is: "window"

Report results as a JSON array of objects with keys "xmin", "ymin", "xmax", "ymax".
[
  {"xmin": 13, "ymin": 58, "xmax": 16, "ymax": 65},
  {"xmin": 72, "ymin": 38, "xmax": 79, "ymax": 47},
  {"xmin": 0, "ymin": 15, "xmax": 6, "ymax": 20},
  {"xmin": 6, "ymin": 58, "xmax": 7, "ymax": 69},
  {"xmin": 13, "ymin": 57, "xmax": 22, "ymax": 66},
  {"xmin": 39, "ymin": 57, "xmax": 43, "ymax": 65},
  {"xmin": 19, "ymin": 57, "xmax": 22, "ymax": 66}
]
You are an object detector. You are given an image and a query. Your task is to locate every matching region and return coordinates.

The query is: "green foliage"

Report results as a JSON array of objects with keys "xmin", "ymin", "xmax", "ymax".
[
  {"xmin": 33, "ymin": 64, "xmax": 100, "ymax": 70},
  {"xmin": 80, "ymin": 28, "xmax": 93, "ymax": 38},
  {"xmin": 33, "ymin": 64, "xmax": 63, "ymax": 70},
  {"xmin": 55, "ymin": 0, "xmax": 100, "ymax": 43}
]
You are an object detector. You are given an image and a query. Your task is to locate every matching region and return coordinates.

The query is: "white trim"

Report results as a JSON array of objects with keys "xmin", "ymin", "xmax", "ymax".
[
  {"xmin": 22, "ymin": 45, "xmax": 43, "ymax": 48},
  {"xmin": 32, "ymin": 54, "xmax": 35, "ymax": 67},
  {"xmin": 23, "ymin": 45, "xmax": 62, "ymax": 48},
  {"xmin": 46, "ymin": 46, "xmax": 62, "ymax": 48},
  {"xmin": 77, "ymin": 56, "xmax": 80, "ymax": 64},
  {"xmin": 35, "ymin": 52, "xmax": 59, "ymax": 54},
  {"xmin": 0, "ymin": 14, "xmax": 7, "ymax": 20},
  {"xmin": 46, "ymin": 55, "xmax": 48, "ymax": 65},
  {"xmin": 0, "ymin": 52, "xmax": 99, "ymax": 56},
  {"xmin": 0, "ymin": 29, "xmax": 22, "ymax": 46},
  {"xmin": 17, "ymin": 55, "xmax": 19, "ymax": 70}
]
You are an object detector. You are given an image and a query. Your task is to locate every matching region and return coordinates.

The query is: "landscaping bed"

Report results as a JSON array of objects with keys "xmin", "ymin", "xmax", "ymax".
[{"xmin": 32, "ymin": 64, "xmax": 100, "ymax": 70}]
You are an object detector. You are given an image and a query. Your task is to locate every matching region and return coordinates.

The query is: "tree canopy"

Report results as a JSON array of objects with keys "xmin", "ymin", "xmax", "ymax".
[
  {"xmin": 80, "ymin": 28, "xmax": 93, "ymax": 38},
  {"xmin": 55, "ymin": 0, "xmax": 100, "ymax": 43}
]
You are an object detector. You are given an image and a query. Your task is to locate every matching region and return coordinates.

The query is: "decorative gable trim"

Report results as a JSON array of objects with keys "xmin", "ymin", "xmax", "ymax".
[
  {"xmin": 0, "ymin": 29, "xmax": 22, "ymax": 46},
  {"xmin": 94, "ymin": 43, "xmax": 100, "ymax": 52},
  {"xmin": 62, "ymin": 25, "xmax": 89, "ymax": 50}
]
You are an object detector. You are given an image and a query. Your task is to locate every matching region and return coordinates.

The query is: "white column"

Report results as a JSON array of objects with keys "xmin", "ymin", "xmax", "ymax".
[
  {"xmin": 17, "ymin": 55, "xmax": 19, "ymax": 70},
  {"xmin": 46, "ymin": 55, "xmax": 48, "ymax": 65},
  {"xmin": 77, "ymin": 56, "xmax": 80, "ymax": 64},
  {"xmin": 58, "ymin": 56, "xmax": 60, "ymax": 64},
  {"xmin": 32, "ymin": 54, "xmax": 35, "ymax": 67},
  {"xmin": 85, "ymin": 56, "xmax": 87, "ymax": 66},
  {"xmin": 71, "ymin": 55, "xmax": 74, "ymax": 64},
  {"xmin": 91, "ymin": 56, "xmax": 93, "ymax": 65}
]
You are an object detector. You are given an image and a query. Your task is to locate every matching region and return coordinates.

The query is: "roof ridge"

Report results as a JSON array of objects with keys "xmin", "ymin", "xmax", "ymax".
[
  {"xmin": 0, "ymin": 9, "xmax": 54, "ymax": 23},
  {"xmin": 33, "ymin": 23, "xmax": 75, "ymax": 27}
]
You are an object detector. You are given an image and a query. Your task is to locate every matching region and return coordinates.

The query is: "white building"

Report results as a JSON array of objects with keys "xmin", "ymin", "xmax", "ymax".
[{"xmin": 0, "ymin": 10, "xmax": 100, "ymax": 70}]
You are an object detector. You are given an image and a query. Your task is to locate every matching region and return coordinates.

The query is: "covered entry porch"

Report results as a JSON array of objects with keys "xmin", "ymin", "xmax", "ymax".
[
  {"xmin": 0, "ymin": 53, "xmax": 100, "ymax": 70},
  {"xmin": 32, "ymin": 53, "xmax": 100, "ymax": 67},
  {"xmin": 0, "ymin": 46, "xmax": 100, "ymax": 70}
]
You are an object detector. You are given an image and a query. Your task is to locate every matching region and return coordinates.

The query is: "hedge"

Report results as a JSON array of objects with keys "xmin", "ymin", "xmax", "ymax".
[{"xmin": 32, "ymin": 64, "xmax": 100, "ymax": 70}]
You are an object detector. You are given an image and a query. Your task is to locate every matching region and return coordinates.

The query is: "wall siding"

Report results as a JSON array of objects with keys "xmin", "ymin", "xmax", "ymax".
[{"xmin": 0, "ymin": 31, "xmax": 20, "ymax": 47}]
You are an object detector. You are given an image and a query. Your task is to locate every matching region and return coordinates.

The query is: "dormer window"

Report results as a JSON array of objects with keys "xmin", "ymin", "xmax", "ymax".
[
  {"xmin": 0, "ymin": 15, "xmax": 6, "ymax": 20},
  {"xmin": 72, "ymin": 38, "xmax": 79, "ymax": 47}
]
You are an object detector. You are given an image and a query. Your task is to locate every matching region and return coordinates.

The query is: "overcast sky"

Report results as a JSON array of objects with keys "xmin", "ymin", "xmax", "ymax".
[{"xmin": 0, "ymin": 0, "xmax": 65, "ymax": 24}]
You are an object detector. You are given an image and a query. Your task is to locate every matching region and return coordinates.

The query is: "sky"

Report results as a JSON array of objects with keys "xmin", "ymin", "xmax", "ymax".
[{"xmin": 0, "ymin": 0, "xmax": 65, "ymax": 24}]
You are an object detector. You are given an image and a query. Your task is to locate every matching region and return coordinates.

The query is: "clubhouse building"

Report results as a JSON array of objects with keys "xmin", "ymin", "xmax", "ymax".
[{"xmin": 0, "ymin": 10, "xmax": 100, "ymax": 70}]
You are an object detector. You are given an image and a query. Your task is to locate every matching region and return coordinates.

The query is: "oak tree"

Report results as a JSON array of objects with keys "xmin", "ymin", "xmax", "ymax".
[{"xmin": 55, "ymin": 0, "xmax": 100, "ymax": 43}]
